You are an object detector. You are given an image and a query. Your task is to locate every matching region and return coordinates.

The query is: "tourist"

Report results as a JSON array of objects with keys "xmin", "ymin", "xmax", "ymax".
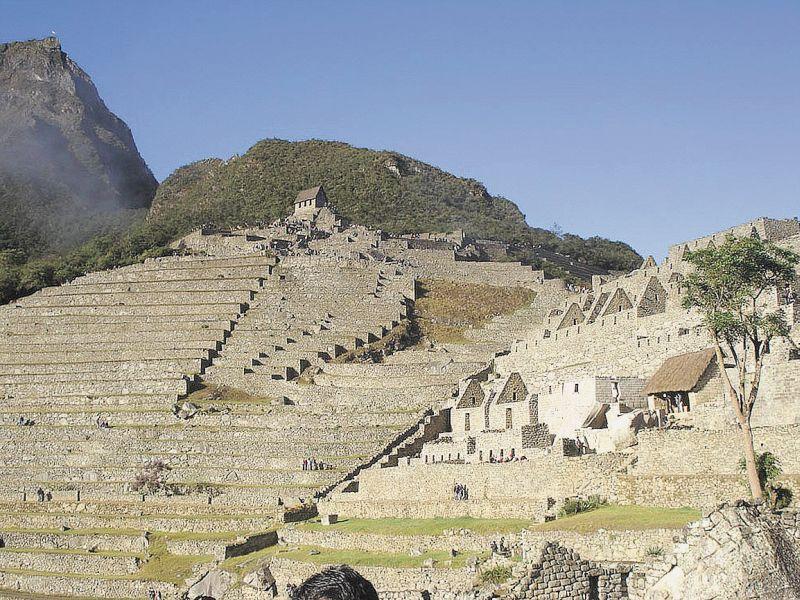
[{"xmin": 36, "ymin": 487, "xmax": 44, "ymax": 502}]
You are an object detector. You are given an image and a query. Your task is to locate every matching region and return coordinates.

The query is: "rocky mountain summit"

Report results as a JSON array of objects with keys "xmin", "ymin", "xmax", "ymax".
[{"xmin": 0, "ymin": 37, "xmax": 156, "ymax": 255}]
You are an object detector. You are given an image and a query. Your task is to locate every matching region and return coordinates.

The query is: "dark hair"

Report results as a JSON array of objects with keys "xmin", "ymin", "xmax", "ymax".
[{"xmin": 289, "ymin": 565, "xmax": 379, "ymax": 600}]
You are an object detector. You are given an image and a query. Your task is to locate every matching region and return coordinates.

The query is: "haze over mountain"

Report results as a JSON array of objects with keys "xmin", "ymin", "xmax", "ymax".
[{"xmin": 0, "ymin": 37, "xmax": 157, "ymax": 257}]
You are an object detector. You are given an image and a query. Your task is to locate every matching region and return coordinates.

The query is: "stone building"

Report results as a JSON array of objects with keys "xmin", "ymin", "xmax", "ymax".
[
  {"xmin": 420, "ymin": 372, "xmax": 552, "ymax": 464},
  {"xmin": 642, "ymin": 348, "xmax": 725, "ymax": 415},
  {"xmin": 293, "ymin": 185, "xmax": 328, "ymax": 218}
]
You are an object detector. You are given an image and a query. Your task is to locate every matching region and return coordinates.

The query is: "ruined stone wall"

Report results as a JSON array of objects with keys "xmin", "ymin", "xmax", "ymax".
[
  {"xmin": 628, "ymin": 505, "xmax": 800, "ymax": 600},
  {"xmin": 505, "ymin": 542, "xmax": 630, "ymax": 600}
]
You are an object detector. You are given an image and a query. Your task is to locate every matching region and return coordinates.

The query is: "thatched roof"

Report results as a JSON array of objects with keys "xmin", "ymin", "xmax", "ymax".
[
  {"xmin": 295, "ymin": 185, "xmax": 324, "ymax": 204},
  {"xmin": 642, "ymin": 348, "xmax": 716, "ymax": 395}
]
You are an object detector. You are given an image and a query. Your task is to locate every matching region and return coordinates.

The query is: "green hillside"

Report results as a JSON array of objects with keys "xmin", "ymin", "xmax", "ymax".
[{"xmin": 149, "ymin": 139, "xmax": 641, "ymax": 270}]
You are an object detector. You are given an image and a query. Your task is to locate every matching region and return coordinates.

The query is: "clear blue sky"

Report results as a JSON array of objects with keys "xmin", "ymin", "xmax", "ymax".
[{"xmin": 4, "ymin": 1, "xmax": 799, "ymax": 259}]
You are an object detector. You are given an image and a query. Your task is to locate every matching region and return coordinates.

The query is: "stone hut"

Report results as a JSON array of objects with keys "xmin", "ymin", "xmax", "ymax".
[
  {"xmin": 642, "ymin": 348, "xmax": 725, "ymax": 414},
  {"xmin": 421, "ymin": 372, "xmax": 552, "ymax": 464},
  {"xmin": 294, "ymin": 185, "xmax": 328, "ymax": 218}
]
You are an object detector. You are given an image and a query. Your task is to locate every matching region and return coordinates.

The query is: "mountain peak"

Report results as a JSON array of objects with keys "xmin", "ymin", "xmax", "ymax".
[{"xmin": 0, "ymin": 37, "xmax": 157, "ymax": 256}]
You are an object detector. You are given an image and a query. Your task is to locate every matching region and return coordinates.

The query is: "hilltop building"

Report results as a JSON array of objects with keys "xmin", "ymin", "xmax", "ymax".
[{"xmin": 293, "ymin": 185, "xmax": 328, "ymax": 218}]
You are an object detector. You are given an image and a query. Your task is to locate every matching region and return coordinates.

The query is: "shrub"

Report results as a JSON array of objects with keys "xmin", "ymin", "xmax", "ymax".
[
  {"xmin": 558, "ymin": 495, "xmax": 608, "ymax": 518},
  {"xmin": 133, "ymin": 459, "xmax": 171, "ymax": 494},
  {"xmin": 480, "ymin": 565, "xmax": 512, "ymax": 585},
  {"xmin": 645, "ymin": 546, "xmax": 664, "ymax": 557},
  {"xmin": 739, "ymin": 451, "xmax": 793, "ymax": 510}
]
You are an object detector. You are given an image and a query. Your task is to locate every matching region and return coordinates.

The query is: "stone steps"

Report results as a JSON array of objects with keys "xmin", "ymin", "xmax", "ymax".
[
  {"xmin": 0, "ymin": 393, "xmax": 176, "ymax": 407},
  {"xmin": 0, "ymin": 349, "xmax": 212, "ymax": 366},
  {"xmin": 0, "ymin": 466, "xmax": 341, "ymax": 487},
  {"xmin": 0, "ymin": 408, "xmax": 415, "ymax": 428},
  {"xmin": 0, "ymin": 315, "xmax": 234, "ymax": 328},
  {"xmin": 0, "ymin": 509, "xmax": 273, "ymax": 534},
  {"xmin": 0, "ymin": 424, "xmax": 393, "ymax": 444},
  {"xmin": 20, "ymin": 290, "xmax": 254, "ymax": 308},
  {"xmin": 0, "ymin": 453, "xmax": 361, "ymax": 471},
  {"xmin": 0, "ymin": 378, "xmax": 188, "ymax": 398},
  {"xmin": 1, "ymin": 340, "xmax": 221, "ymax": 356}
]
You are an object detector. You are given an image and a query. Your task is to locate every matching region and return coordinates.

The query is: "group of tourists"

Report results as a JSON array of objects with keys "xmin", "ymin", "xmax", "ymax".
[
  {"xmin": 147, "ymin": 589, "xmax": 163, "ymax": 600},
  {"xmin": 488, "ymin": 451, "xmax": 527, "ymax": 464},
  {"xmin": 302, "ymin": 458, "xmax": 331, "ymax": 471},
  {"xmin": 490, "ymin": 537, "xmax": 511, "ymax": 556},
  {"xmin": 95, "ymin": 415, "xmax": 110, "ymax": 429},
  {"xmin": 35, "ymin": 488, "xmax": 52, "ymax": 502},
  {"xmin": 453, "ymin": 483, "xmax": 469, "ymax": 501},
  {"xmin": 16, "ymin": 416, "xmax": 34, "ymax": 426}
]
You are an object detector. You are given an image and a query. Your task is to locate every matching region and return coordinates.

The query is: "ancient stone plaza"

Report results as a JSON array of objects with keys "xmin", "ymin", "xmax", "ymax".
[{"xmin": 0, "ymin": 191, "xmax": 798, "ymax": 599}]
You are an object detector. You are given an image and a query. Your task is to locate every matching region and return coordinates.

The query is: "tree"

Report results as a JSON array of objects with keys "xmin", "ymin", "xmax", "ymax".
[{"xmin": 682, "ymin": 234, "xmax": 798, "ymax": 501}]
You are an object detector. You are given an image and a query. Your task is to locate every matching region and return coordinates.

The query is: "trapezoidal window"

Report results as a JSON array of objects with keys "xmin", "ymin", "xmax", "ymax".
[
  {"xmin": 506, "ymin": 407, "xmax": 513, "ymax": 429},
  {"xmin": 464, "ymin": 413, "xmax": 471, "ymax": 432}
]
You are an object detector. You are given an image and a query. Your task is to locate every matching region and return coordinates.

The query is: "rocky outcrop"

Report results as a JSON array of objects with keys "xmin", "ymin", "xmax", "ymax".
[
  {"xmin": 0, "ymin": 37, "xmax": 157, "ymax": 254},
  {"xmin": 630, "ymin": 503, "xmax": 800, "ymax": 600}
]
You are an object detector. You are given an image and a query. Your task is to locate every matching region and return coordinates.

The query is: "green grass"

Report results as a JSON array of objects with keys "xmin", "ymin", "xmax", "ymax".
[
  {"xmin": 134, "ymin": 533, "xmax": 213, "ymax": 585},
  {"xmin": 298, "ymin": 516, "xmax": 533, "ymax": 536},
  {"xmin": 221, "ymin": 544, "xmax": 485, "ymax": 570},
  {"xmin": 530, "ymin": 505, "xmax": 701, "ymax": 533}
]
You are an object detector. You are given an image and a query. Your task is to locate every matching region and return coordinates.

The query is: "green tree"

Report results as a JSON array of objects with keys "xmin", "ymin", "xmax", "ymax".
[{"xmin": 683, "ymin": 234, "xmax": 798, "ymax": 501}]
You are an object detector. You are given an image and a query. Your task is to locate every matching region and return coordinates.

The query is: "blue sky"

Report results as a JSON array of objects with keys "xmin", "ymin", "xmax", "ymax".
[{"xmin": 4, "ymin": 1, "xmax": 799, "ymax": 259}]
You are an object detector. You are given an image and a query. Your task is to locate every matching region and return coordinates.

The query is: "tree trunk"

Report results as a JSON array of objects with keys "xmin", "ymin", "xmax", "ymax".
[
  {"xmin": 710, "ymin": 337, "xmax": 763, "ymax": 501},
  {"xmin": 739, "ymin": 418, "xmax": 764, "ymax": 501}
]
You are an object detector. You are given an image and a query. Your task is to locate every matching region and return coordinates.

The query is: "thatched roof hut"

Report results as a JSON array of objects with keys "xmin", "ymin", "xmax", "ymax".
[{"xmin": 643, "ymin": 348, "xmax": 717, "ymax": 395}]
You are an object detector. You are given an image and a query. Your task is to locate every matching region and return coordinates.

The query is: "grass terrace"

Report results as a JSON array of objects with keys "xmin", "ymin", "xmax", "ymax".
[
  {"xmin": 530, "ymin": 505, "xmax": 701, "ymax": 533},
  {"xmin": 298, "ymin": 516, "xmax": 533, "ymax": 536},
  {"xmin": 221, "ymin": 544, "xmax": 487, "ymax": 572}
]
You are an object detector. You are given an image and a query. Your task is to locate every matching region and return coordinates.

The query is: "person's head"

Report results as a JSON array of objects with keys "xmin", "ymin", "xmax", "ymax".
[{"xmin": 289, "ymin": 565, "xmax": 378, "ymax": 600}]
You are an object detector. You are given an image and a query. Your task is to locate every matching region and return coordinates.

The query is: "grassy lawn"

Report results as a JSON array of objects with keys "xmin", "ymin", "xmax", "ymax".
[
  {"xmin": 414, "ymin": 279, "xmax": 536, "ymax": 345},
  {"xmin": 134, "ymin": 533, "xmax": 213, "ymax": 585},
  {"xmin": 298, "ymin": 516, "xmax": 533, "ymax": 536},
  {"xmin": 221, "ymin": 544, "xmax": 486, "ymax": 571},
  {"xmin": 530, "ymin": 505, "xmax": 701, "ymax": 534}
]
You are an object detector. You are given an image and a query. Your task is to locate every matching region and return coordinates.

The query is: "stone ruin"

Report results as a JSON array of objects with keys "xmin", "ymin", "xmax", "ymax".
[{"xmin": 0, "ymin": 196, "xmax": 798, "ymax": 599}]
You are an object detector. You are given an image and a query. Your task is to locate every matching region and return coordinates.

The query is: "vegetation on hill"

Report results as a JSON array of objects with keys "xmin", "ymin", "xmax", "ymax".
[
  {"xmin": 149, "ymin": 139, "xmax": 641, "ymax": 274},
  {"xmin": 0, "ymin": 135, "xmax": 642, "ymax": 304}
]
